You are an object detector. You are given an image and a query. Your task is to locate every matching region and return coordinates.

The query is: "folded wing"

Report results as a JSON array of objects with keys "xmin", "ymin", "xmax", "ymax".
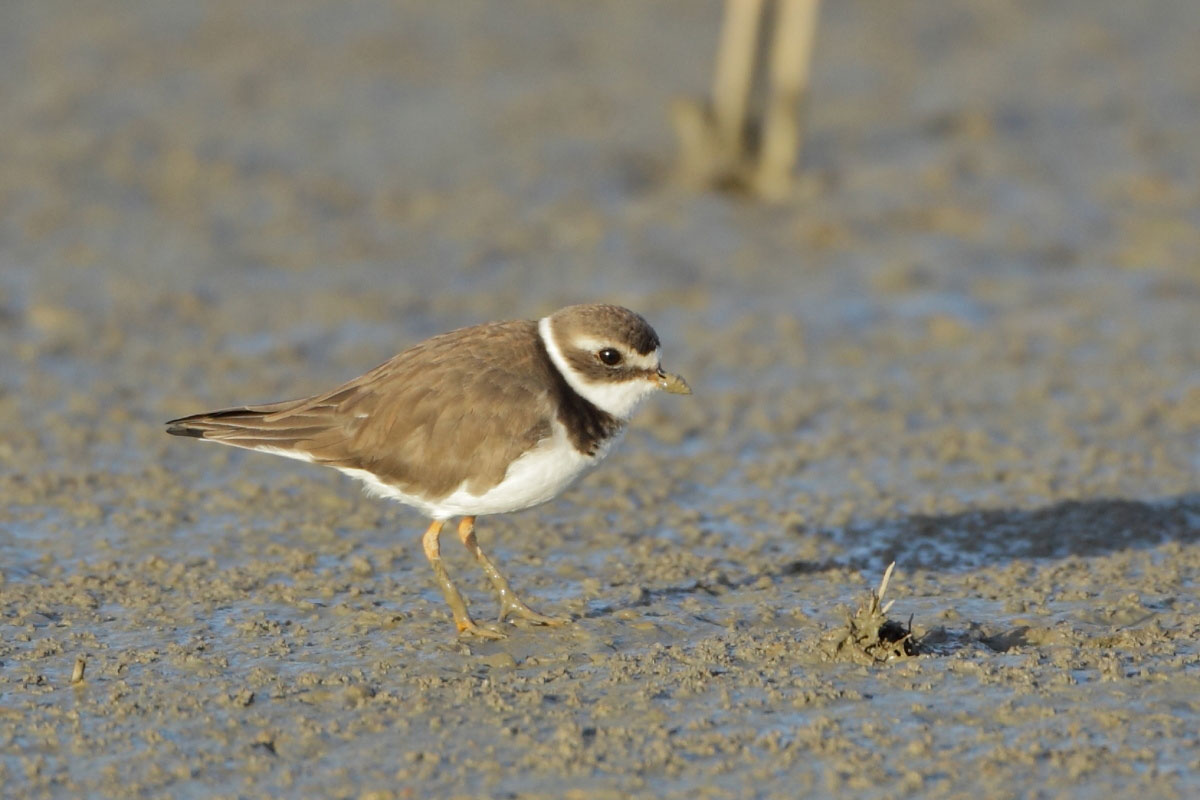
[{"xmin": 166, "ymin": 319, "xmax": 557, "ymax": 499}]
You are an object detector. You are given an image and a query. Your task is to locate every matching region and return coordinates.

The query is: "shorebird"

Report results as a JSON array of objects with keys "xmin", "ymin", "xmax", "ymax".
[{"xmin": 167, "ymin": 304, "xmax": 690, "ymax": 637}]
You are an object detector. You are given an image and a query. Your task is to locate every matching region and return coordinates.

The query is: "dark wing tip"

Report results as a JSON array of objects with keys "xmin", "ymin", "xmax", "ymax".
[
  {"xmin": 165, "ymin": 406, "xmax": 276, "ymax": 439},
  {"xmin": 165, "ymin": 408, "xmax": 241, "ymax": 438},
  {"xmin": 165, "ymin": 419, "xmax": 207, "ymax": 438}
]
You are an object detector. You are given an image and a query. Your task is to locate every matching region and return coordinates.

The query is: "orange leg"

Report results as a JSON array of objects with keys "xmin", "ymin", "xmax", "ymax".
[
  {"xmin": 456, "ymin": 516, "xmax": 568, "ymax": 627},
  {"xmin": 420, "ymin": 519, "xmax": 504, "ymax": 639}
]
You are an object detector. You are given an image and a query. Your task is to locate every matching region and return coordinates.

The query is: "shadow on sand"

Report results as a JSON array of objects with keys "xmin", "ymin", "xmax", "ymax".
[{"xmin": 585, "ymin": 494, "xmax": 1199, "ymax": 658}]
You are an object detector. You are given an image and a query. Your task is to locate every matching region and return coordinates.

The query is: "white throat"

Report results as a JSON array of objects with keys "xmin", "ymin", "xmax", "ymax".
[{"xmin": 538, "ymin": 316, "xmax": 658, "ymax": 420}]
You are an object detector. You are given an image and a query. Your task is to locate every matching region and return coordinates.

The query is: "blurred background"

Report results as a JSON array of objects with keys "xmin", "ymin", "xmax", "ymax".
[{"xmin": 1, "ymin": 1, "xmax": 1198, "ymax": 797}]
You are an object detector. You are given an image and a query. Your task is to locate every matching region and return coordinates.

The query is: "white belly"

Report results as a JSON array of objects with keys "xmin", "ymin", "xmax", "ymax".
[{"xmin": 338, "ymin": 421, "xmax": 622, "ymax": 519}]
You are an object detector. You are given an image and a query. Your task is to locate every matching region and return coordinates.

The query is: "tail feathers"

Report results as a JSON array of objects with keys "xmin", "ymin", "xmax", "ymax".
[
  {"xmin": 165, "ymin": 421, "xmax": 208, "ymax": 438},
  {"xmin": 164, "ymin": 403, "xmax": 345, "ymax": 462},
  {"xmin": 166, "ymin": 407, "xmax": 273, "ymax": 439}
]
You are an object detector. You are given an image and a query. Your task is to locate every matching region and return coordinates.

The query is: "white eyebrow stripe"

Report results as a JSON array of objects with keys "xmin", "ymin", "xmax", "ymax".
[
  {"xmin": 628, "ymin": 347, "xmax": 661, "ymax": 370},
  {"xmin": 570, "ymin": 338, "xmax": 661, "ymax": 369}
]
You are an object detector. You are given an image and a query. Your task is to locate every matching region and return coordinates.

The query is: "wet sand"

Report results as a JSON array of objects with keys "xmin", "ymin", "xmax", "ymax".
[{"xmin": 2, "ymin": 1, "xmax": 1198, "ymax": 797}]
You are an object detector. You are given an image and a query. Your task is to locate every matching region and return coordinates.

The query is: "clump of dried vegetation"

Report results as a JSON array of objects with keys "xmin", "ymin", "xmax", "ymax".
[{"xmin": 821, "ymin": 562, "xmax": 917, "ymax": 664}]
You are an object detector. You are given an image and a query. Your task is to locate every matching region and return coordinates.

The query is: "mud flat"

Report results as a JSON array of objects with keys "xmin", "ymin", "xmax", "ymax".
[{"xmin": 2, "ymin": 1, "xmax": 1198, "ymax": 797}]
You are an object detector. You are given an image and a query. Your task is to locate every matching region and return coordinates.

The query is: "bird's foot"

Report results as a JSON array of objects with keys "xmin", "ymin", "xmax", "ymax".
[
  {"xmin": 455, "ymin": 615, "xmax": 508, "ymax": 640},
  {"xmin": 498, "ymin": 596, "xmax": 570, "ymax": 627}
]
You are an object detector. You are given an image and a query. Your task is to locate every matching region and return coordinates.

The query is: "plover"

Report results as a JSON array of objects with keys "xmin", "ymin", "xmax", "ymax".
[{"xmin": 167, "ymin": 304, "xmax": 690, "ymax": 638}]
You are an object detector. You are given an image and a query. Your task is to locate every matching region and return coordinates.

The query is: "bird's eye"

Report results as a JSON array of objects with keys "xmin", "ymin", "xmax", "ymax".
[{"xmin": 597, "ymin": 348, "xmax": 623, "ymax": 366}]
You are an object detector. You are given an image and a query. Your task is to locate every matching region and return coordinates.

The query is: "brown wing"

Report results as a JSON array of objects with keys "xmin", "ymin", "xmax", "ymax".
[{"xmin": 166, "ymin": 319, "xmax": 557, "ymax": 499}]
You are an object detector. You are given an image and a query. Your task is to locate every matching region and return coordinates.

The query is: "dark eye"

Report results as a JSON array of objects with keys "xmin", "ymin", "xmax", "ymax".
[{"xmin": 597, "ymin": 348, "xmax": 623, "ymax": 366}]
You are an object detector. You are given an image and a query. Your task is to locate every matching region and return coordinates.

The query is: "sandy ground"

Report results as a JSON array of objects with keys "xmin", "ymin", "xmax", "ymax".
[{"xmin": 2, "ymin": 1, "xmax": 1199, "ymax": 797}]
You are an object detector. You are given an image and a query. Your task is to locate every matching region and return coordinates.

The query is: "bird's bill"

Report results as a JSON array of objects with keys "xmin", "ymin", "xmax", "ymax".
[{"xmin": 656, "ymin": 369, "xmax": 692, "ymax": 395}]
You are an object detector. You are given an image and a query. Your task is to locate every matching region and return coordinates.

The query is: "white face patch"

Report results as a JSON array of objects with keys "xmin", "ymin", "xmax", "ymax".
[{"xmin": 538, "ymin": 316, "xmax": 661, "ymax": 420}]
